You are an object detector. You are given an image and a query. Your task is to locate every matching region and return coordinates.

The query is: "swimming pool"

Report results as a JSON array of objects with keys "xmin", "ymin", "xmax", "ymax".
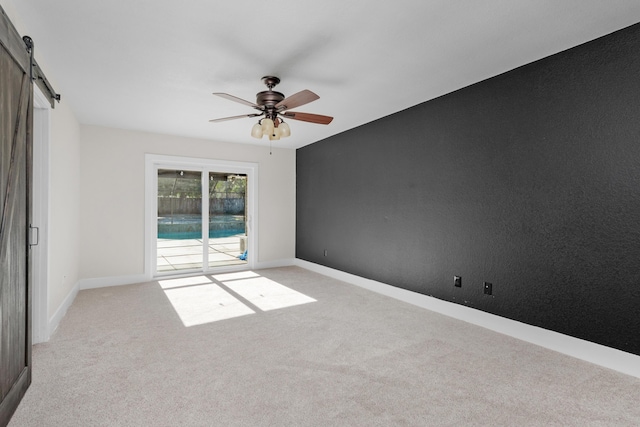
[{"xmin": 157, "ymin": 214, "xmax": 245, "ymax": 239}]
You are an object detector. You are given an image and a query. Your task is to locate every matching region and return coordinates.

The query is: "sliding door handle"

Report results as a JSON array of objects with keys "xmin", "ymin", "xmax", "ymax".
[{"xmin": 29, "ymin": 225, "xmax": 39, "ymax": 247}]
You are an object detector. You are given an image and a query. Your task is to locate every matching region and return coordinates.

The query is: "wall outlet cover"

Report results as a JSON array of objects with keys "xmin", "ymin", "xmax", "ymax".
[{"xmin": 484, "ymin": 281, "xmax": 493, "ymax": 295}]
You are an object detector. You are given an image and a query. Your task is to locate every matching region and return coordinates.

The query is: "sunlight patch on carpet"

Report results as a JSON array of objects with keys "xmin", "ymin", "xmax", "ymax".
[
  {"xmin": 158, "ymin": 275, "xmax": 213, "ymax": 289},
  {"xmin": 162, "ymin": 278, "xmax": 255, "ymax": 326},
  {"xmin": 212, "ymin": 271, "xmax": 260, "ymax": 282},
  {"xmin": 159, "ymin": 272, "xmax": 316, "ymax": 326},
  {"xmin": 220, "ymin": 276, "xmax": 317, "ymax": 311}
]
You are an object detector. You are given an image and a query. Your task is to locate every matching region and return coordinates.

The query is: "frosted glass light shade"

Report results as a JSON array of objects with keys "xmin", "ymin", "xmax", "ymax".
[
  {"xmin": 261, "ymin": 118, "xmax": 274, "ymax": 134},
  {"xmin": 251, "ymin": 123, "xmax": 263, "ymax": 138},
  {"xmin": 279, "ymin": 122, "xmax": 291, "ymax": 137},
  {"xmin": 269, "ymin": 127, "xmax": 281, "ymax": 140}
]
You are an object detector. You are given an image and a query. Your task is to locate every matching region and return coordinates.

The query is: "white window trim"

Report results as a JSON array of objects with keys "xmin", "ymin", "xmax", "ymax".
[{"xmin": 144, "ymin": 154, "xmax": 258, "ymax": 280}]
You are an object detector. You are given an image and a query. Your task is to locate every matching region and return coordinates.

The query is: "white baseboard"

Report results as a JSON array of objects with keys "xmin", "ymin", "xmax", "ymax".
[
  {"xmin": 43, "ymin": 274, "xmax": 151, "ymax": 340},
  {"xmin": 78, "ymin": 274, "xmax": 150, "ymax": 290},
  {"xmin": 294, "ymin": 259, "xmax": 640, "ymax": 379},
  {"xmin": 47, "ymin": 280, "xmax": 80, "ymax": 339},
  {"xmin": 255, "ymin": 258, "xmax": 296, "ymax": 270},
  {"xmin": 76, "ymin": 262, "xmax": 296, "ymax": 291}
]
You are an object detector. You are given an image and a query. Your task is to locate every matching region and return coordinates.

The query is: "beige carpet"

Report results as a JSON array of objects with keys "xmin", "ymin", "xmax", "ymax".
[{"xmin": 9, "ymin": 266, "xmax": 640, "ymax": 426}]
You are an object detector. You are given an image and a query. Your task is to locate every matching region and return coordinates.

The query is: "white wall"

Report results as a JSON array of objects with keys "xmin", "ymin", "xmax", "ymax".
[
  {"xmin": 79, "ymin": 125, "xmax": 296, "ymax": 280},
  {"xmin": 48, "ymin": 102, "xmax": 82, "ymax": 316}
]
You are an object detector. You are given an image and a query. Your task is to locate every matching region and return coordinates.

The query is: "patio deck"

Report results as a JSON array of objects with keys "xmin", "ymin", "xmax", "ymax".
[{"xmin": 157, "ymin": 236, "xmax": 247, "ymax": 272}]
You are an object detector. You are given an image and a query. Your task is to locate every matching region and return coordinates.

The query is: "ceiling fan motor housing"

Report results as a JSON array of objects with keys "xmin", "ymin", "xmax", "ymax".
[
  {"xmin": 256, "ymin": 91, "xmax": 285, "ymax": 107},
  {"xmin": 256, "ymin": 88, "xmax": 284, "ymax": 121}
]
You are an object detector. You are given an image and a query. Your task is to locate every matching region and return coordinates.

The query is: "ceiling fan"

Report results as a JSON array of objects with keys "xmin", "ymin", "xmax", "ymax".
[{"xmin": 209, "ymin": 76, "xmax": 333, "ymax": 140}]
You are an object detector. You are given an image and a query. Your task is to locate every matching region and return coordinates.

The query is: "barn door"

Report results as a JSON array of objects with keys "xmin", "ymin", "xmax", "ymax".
[{"xmin": 0, "ymin": 37, "xmax": 33, "ymax": 426}]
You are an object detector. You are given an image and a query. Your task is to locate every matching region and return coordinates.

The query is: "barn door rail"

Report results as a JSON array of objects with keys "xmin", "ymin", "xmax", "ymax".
[{"xmin": 22, "ymin": 35, "xmax": 61, "ymax": 107}]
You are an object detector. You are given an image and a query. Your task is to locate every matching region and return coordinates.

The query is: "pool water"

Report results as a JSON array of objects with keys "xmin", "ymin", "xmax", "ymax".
[{"xmin": 158, "ymin": 214, "xmax": 245, "ymax": 239}]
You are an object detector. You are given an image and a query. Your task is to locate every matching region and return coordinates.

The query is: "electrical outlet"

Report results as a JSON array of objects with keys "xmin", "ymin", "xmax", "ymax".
[
  {"xmin": 483, "ymin": 281, "xmax": 493, "ymax": 295},
  {"xmin": 454, "ymin": 276, "xmax": 462, "ymax": 287},
  {"xmin": 323, "ymin": 249, "xmax": 327, "ymax": 257}
]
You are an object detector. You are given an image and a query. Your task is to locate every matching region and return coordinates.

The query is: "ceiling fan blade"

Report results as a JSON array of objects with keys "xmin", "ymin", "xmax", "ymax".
[
  {"xmin": 275, "ymin": 89, "xmax": 319, "ymax": 111},
  {"xmin": 281, "ymin": 111, "xmax": 333, "ymax": 125},
  {"xmin": 213, "ymin": 93, "xmax": 261, "ymax": 109},
  {"xmin": 209, "ymin": 113, "xmax": 262, "ymax": 123}
]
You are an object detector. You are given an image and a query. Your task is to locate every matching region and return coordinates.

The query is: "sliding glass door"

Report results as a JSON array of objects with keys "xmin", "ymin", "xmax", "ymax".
[
  {"xmin": 157, "ymin": 169, "xmax": 205, "ymax": 272},
  {"xmin": 147, "ymin": 155, "xmax": 256, "ymax": 277},
  {"xmin": 207, "ymin": 172, "xmax": 248, "ymax": 269}
]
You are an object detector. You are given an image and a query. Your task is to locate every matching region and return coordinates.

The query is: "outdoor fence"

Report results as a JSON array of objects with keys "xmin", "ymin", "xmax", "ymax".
[{"xmin": 158, "ymin": 197, "xmax": 245, "ymax": 215}]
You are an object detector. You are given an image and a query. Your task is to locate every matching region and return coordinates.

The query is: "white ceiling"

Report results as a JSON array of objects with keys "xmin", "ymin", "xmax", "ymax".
[{"xmin": 5, "ymin": 1, "xmax": 640, "ymax": 149}]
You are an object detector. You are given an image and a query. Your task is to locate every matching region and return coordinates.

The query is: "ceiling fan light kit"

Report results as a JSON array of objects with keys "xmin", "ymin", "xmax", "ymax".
[
  {"xmin": 210, "ymin": 76, "xmax": 333, "ymax": 141},
  {"xmin": 250, "ymin": 122, "xmax": 263, "ymax": 138},
  {"xmin": 278, "ymin": 121, "xmax": 291, "ymax": 137}
]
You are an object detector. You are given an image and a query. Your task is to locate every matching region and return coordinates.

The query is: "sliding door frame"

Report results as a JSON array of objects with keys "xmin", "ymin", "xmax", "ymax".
[{"xmin": 144, "ymin": 154, "xmax": 258, "ymax": 279}]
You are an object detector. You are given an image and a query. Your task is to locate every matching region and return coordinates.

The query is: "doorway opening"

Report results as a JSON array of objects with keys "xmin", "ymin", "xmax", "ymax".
[
  {"xmin": 32, "ymin": 84, "xmax": 51, "ymax": 344},
  {"xmin": 145, "ymin": 155, "xmax": 257, "ymax": 278}
]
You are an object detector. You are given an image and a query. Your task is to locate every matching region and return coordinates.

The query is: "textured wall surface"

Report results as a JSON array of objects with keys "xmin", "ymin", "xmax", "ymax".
[{"xmin": 296, "ymin": 23, "xmax": 640, "ymax": 355}]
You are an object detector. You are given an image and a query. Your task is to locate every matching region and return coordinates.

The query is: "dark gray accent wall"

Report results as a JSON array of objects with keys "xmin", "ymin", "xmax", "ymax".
[{"xmin": 296, "ymin": 23, "xmax": 640, "ymax": 356}]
